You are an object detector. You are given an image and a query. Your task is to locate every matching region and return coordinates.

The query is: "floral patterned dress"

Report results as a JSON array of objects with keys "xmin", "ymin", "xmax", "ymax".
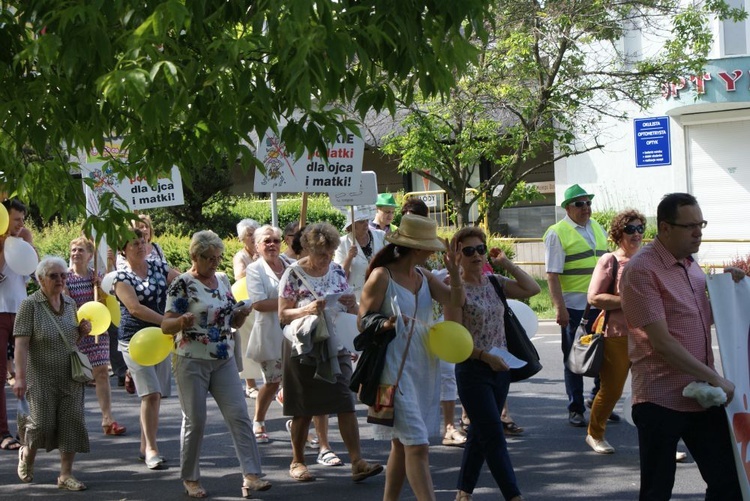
[{"xmin": 165, "ymin": 272, "xmax": 236, "ymax": 360}]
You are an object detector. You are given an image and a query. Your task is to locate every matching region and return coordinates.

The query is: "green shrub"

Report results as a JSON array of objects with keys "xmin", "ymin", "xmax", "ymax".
[{"xmin": 30, "ymin": 219, "xmax": 85, "ymax": 261}]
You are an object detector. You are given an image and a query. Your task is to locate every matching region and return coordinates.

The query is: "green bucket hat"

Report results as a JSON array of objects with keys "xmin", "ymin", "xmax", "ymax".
[
  {"xmin": 375, "ymin": 193, "xmax": 398, "ymax": 207},
  {"xmin": 561, "ymin": 184, "xmax": 595, "ymax": 208}
]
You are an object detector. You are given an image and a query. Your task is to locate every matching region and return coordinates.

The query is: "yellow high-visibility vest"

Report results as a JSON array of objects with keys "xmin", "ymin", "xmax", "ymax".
[{"xmin": 544, "ymin": 220, "xmax": 608, "ymax": 293}]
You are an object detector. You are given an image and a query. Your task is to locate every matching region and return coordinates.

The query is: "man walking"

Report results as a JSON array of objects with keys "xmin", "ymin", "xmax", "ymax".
[
  {"xmin": 544, "ymin": 184, "xmax": 608, "ymax": 427},
  {"xmin": 621, "ymin": 192, "xmax": 742, "ymax": 500}
]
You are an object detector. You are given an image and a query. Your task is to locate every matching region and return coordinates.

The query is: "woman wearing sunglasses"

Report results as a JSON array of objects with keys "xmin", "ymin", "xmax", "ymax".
[
  {"xmin": 445, "ymin": 227, "xmax": 539, "ymax": 501},
  {"xmin": 584, "ymin": 210, "xmax": 646, "ymax": 455}
]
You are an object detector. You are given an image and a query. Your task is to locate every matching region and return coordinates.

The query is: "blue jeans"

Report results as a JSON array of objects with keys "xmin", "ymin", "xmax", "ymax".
[
  {"xmin": 633, "ymin": 403, "xmax": 741, "ymax": 501},
  {"xmin": 561, "ymin": 307, "xmax": 600, "ymax": 413},
  {"xmin": 455, "ymin": 359, "xmax": 521, "ymax": 500}
]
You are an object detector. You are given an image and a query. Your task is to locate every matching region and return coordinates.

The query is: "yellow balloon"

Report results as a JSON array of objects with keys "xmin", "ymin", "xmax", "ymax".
[
  {"xmin": 129, "ymin": 327, "xmax": 173, "ymax": 366},
  {"xmin": 0, "ymin": 203, "xmax": 8, "ymax": 235},
  {"xmin": 105, "ymin": 294, "xmax": 121, "ymax": 327},
  {"xmin": 428, "ymin": 321, "xmax": 473, "ymax": 363},
  {"xmin": 231, "ymin": 277, "xmax": 249, "ymax": 301},
  {"xmin": 77, "ymin": 301, "xmax": 112, "ymax": 336}
]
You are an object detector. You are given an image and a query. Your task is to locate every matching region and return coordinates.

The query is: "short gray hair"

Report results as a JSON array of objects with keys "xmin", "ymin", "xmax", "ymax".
[
  {"xmin": 254, "ymin": 225, "xmax": 282, "ymax": 247},
  {"xmin": 236, "ymin": 218, "xmax": 260, "ymax": 240},
  {"xmin": 36, "ymin": 256, "xmax": 68, "ymax": 282},
  {"xmin": 189, "ymin": 230, "xmax": 225, "ymax": 260}
]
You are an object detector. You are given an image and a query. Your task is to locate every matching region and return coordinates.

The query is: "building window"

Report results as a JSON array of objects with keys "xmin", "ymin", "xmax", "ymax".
[{"xmin": 722, "ymin": 0, "xmax": 748, "ymax": 56}]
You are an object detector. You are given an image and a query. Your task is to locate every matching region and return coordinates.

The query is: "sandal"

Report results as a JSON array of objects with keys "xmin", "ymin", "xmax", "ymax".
[
  {"xmin": 253, "ymin": 421, "xmax": 269, "ymax": 444},
  {"xmin": 285, "ymin": 419, "xmax": 320, "ymax": 449},
  {"xmin": 145, "ymin": 454, "xmax": 166, "ymax": 470},
  {"xmin": 183, "ymin": 480, "xmax": 208, "ymax": 498},
  {"xmin": 124, "ymin": 372, "xmax": 136, "ymax": 395},
  {"xmin": 442, "ymin": 426, "xmax": 468, "ymax": 447},
  {"xmin": 245, "ymin": 387, "xmax": 259, "ymax": 399},
  {"xmin": 58, "ymin": 476, "xmax": 87, "ymax": 491},
  {"xmin": 351, "ymin": 459, "xmax": 383, "ymax": 483},
  {"xmin": 317, "ymin": 448, "xmax": 344, "ymax": 466},
  {"xmin": 103, "ymin": 421, "xmax": 127, "ymax": 436},
  {"xmin": 241, "ymin": 474, "xmax": 272, "ymax": 498},
  {"xmin": 459, "ymin": 415, "xmax": 471, "ymax": 432},
  {"xmin": 17, "ymin": 445, "xmax": 33, "ymax": 483},
  {"xmin": 502, "ymin": 421, "xmax": 524, "ymax": 435},
  {"xmin": 1, "ymin": 433, "xmax": 21, "ymax": 450},
  {"xmin": 289, "ymin": 461, "xmax": 315, "ymax": 482},
  {"xmin": 455, "ymin": 491, "xmax": 473, "ymax": 501}
]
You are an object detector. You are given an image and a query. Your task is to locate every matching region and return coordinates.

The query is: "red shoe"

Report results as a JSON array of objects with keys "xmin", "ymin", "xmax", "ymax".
[
  {"xmin": 124, "ymin": 372, "xmax": 136, "ymax": 394},
  {"xmin": 103, "ymin": 422, "xmax": 127, "ymax": 436}
]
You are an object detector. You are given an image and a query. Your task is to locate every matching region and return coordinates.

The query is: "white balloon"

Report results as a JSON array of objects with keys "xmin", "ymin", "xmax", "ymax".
[
  {"xmin": 507, "ymin": 299, "xmax": 538, "ymax": 337},
  {"xmin": 4, "ymin": 237, "xmax": 38, "ymax": 275},
  {"xmin": 101, "ymin": 271, "xmax": 117, "ymax": 295},
  {"xmin": 622, "ymin": 394, "xmax": 635, "ymax": 426}
]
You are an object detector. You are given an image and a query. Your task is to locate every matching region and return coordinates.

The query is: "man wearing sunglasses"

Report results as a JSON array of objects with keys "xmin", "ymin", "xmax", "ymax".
[
  {"xmin": 544, "ymin": 184, "xmax": 609, "ymax": 427},
  {"xmin": 621, "ymin": 193, "xmax": 743, "ymax": 500}
]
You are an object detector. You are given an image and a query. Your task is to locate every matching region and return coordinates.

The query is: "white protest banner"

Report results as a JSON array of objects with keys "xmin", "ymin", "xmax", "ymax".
[
  {"xmin": 329, "ymin": 171, "xmax": 378, "ymax": 207},
  {"xmin": 707, "ymin": 273, "xmax": 750, "ymax": 499},
  {"xmin": 81, "ymin": 159, "xmax": 184, "ymax": 210},
  {"xmin": 254, "ymin": 128, "xmax": 364, "ymax": 193}
]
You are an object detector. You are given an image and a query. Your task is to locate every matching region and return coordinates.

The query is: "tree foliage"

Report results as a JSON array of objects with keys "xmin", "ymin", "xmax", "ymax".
[
  {"xmin": 381, "ymin": 0, "xmax": 746, "ymax": 228},
  {"xmin": 0, "ymin": 0, "xmax": 492, "ymax": 244}
]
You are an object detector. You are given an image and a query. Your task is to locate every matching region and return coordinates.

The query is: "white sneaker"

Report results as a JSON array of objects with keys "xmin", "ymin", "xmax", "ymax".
[{"xmin": 585, "ymin": 434, "xmax": 615, "ymax": 454}]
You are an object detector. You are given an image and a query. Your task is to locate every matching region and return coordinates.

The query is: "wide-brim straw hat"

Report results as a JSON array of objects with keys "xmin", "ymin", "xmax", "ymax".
[{"xmin": 385, "ymin": 214, "xmax": 445, "ymax": 252}]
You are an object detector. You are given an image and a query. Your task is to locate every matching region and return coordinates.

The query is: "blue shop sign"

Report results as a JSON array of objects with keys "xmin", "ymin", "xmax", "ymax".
[{"xmin": 634, "ymin": 117, "xmax": 671, "ymax": 168}]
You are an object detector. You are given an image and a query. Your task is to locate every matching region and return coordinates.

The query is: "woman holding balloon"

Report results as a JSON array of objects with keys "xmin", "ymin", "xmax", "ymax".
[
  {"xmin": 163, "ymin": 230, "xmax": 269, "ymax": 499},
  {"xmin": 358, "ymin": 214, "xmax": 462, "ymax": 501},
  {"xmin": 66, "ymin": 237, "xmax": 126, "ymax": 436},
  {"xmin": 444, "ymin": 227, "xmax": 539, "ymax": 501},
  {"xmin": 114, "ymin": 228, "xmax": 177, "ymax": 470},
  {"xmin": 13, "ymin": 256, "xmax": 92, "ymax": 490}
]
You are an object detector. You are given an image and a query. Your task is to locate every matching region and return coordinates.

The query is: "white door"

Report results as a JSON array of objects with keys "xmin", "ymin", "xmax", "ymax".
[{"xmin": 687, "ymin": 120, "xmax": 750, "ymax": 265}]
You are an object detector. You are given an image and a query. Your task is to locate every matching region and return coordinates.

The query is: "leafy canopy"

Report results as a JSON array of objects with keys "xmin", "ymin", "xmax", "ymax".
[
  {"xmin": 0, "ymin": 0, "xmax": 492, "ymax": 243},
  {"xmin": 382, "ymin": 0, "xmax": 746, "ymax": 227}
]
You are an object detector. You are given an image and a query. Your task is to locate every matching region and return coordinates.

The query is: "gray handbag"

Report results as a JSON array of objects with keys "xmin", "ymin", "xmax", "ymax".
[{"xmin": 567, "ymin": 312, "xmax": 604, "ymax": 377}]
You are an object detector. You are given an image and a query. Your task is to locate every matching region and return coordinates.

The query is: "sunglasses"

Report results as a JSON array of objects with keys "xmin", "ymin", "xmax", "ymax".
[
  {"xmin": 461, "ymin": 244, "xmax": 488, "ymax": 257},
  {"xmin": 263, "ymin": 238, "xmax": 281, "ymax": 245},
  {"xmin": 623, "ymin": 224, "xmax": 645, "ymax": 235},
  {"xmin": 48, "ymin": 272, "xmax": 69, "ymax": 280},
  {"xmin": 572, "ymin": 200, "xmax": 592, "ymax": 208}
]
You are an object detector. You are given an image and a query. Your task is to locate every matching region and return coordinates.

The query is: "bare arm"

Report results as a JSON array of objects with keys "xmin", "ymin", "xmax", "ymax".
[
  {"xmin": 13, "ymin": 336, "xmax": 29, "ymax": 399},
  {"xmin": 588, "ymin": 292, "xmax": 620, "ymax": 311},
  {"xmin": 115, "ymin": 282, "xmax": 164, "ymax": 326},
  {"xmin": 162, "ymin": 311, "xmax": 194, "ymax": 335},
  {"xmin": 358, "ymin": 268, "xmax": 390, "ymax": 330},
  {"xmin": 253, "ymin": 298, "xmax": 278, "ymax": 313},
  {"xmin": 643, "ymin": 319, "xmax": 734, "ymax": 403},
  {"xmin": 278, "ymin": 296, "xmax": 323, "ymax": 326},
  {"xmin": 547, "ymin": 272, "xmax": 569, "ymax": 327},
  {"xmin": 492, "ymin": 250, "xmax": 540, "ymax": 300}
]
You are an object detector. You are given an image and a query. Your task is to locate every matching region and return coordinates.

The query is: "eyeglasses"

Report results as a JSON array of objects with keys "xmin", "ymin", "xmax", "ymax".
[
  {"xmin": 623, "ymin": 224, "xmax": 645, "ymax": 235},
  {"xmin": 48, "ymin": 272, "xmax": 69, "ymax": 280},
  {"xmin": 667, "ymin": 220, "xmax": 707, "ymax": 230},
  {"xmin": 262, "ymin": 238, "xmax": 281, "ymax": 245},
  {"xmin": 461, "ymin": 244, "xmax": 488, "ymax": 257},
  {"xmin": 571, "ymin": 200, "xmax": 592, "ymax": 208},
  {"xmin": 200, "ymin": 254, "xmax": 223, "ymax": 264}
]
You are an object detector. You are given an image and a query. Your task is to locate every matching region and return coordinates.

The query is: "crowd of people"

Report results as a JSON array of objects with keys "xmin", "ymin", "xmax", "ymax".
[{"xmin": 0, "ymin": 186, "xmax": 745, "ymax": 500}]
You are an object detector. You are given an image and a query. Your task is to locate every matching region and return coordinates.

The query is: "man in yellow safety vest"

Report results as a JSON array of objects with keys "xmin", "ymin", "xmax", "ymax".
[{"xmin": 544, "ymin": 184, "xmax": 609, "ymax": 427}]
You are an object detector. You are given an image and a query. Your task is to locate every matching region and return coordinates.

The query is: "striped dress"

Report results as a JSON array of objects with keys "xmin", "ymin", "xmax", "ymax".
[{"xmin": 67, "ymin": 269, "xmax": 110, "ymax": 367}]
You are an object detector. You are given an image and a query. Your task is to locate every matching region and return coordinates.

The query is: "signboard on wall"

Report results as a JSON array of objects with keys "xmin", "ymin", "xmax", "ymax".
[{"xmin": 634, "ymin": 117, "xmax": 672, "ymax": 168}]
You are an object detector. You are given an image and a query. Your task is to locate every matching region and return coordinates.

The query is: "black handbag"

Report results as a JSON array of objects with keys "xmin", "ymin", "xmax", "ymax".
[{"xmin": 488, "ymin": 275, "xmax": 543, "ymax": 382}]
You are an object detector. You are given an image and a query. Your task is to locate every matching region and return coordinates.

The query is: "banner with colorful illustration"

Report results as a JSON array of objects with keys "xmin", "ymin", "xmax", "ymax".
[{"xmin": 707, "ymin": 273, "xmax": 750, "ymax": 499}]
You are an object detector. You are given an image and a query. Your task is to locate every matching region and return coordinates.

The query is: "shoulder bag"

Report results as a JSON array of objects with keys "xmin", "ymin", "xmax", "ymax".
[
  {"xmin": 566, "ymin": 255, "xmax": 619, "ymax": 377},
  {"xmin": 42, "ymin": 304, "xmax": 94, "ymax": 383},
  {"xmin": 488, "ymin": 275, "xmax": 543, "ymax": 382},
  {"xmin": 366, "ymin": 289, "xmax": 418, "ymax": 427}
]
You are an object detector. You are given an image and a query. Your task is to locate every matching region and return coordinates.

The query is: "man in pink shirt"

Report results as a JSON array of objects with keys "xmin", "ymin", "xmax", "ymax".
[{"xmin": 621, "ymin": 193, "xmax": 741, "ymax": 500}]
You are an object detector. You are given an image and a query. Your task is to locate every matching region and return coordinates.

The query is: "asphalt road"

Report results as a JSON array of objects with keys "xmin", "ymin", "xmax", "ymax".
[{"xmin": 0, "ymin": 321, "xmax": 713, "ymax": 500}]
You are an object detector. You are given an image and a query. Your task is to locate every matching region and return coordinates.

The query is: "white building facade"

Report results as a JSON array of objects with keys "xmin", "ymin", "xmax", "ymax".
[{"xmin": 555, "ymin": 8, "xmax": 750, "ymax": 267}]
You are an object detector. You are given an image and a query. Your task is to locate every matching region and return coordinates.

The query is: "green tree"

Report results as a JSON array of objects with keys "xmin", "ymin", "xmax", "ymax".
[
  {"xmin": 381, "ymin": 0, "xmax": 745, "ymax": 228},
  {"xmin": 0, "ymin": 0, "xmax": 492, "ymax": 243}
]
